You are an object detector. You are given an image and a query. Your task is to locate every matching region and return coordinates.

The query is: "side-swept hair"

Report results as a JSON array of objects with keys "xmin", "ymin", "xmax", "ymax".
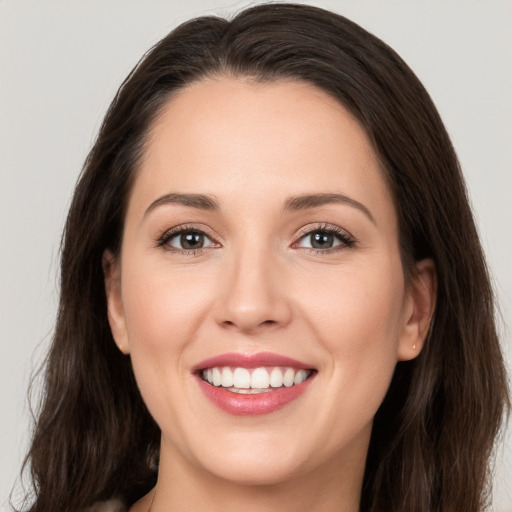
[{"xmin": 20, "ymin": 4, "xmax": 509, "ymax": 512}]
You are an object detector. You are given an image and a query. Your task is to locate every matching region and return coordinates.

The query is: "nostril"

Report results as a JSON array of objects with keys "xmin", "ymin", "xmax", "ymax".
[{"xmin": 221, "ymin": 318, "xmax": 278, "ymax": 330}]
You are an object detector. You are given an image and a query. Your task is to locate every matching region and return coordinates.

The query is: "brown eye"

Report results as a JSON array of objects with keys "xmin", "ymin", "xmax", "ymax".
[
  {"xmin": 296, "ymin": 229, "xmax": 349, "ymax": 250},
  {"xmin": 309, "ymin": 231, "xmax": 335, "ymax": 249},
  {"xmin": 166, "ymin": 230, "xmax": 215, "ymax": 251},
  {"xmin": 180, "ymin": 232, "xmax": 205, "ymax": 249}
]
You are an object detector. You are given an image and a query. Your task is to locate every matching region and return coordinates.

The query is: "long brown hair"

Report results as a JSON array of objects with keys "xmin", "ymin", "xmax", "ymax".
[{"xmin": 18, "ymin": 4, "xmax": 509, "ymax": 511}]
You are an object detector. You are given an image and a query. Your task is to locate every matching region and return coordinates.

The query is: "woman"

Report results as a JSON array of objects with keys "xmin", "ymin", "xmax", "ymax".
[{"xmin": 17, "ymin": 3, "xmax": 509, "ymax": 512}]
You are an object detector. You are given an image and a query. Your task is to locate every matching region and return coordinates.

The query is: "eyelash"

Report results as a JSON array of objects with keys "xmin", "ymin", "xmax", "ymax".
[
  {"xmin": 156, "ymin": 224, "xmax": 218, "ymax": 256},
  {"xmin": 293, "ymin": 223, "xmax": 356, "ymax": 254},
  {"xmin": 156, "ymin": 223, "xmax": 356, "ymax": 256}
]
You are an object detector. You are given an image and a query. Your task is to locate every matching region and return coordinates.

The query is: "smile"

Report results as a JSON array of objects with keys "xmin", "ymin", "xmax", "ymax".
[
  {"xmin": 201, "ymin": 366, "xmax": 311, "ymax": 393},
  {"xmin": 193, "ymin": 352, "xmax": 316, "ymax": 415}
]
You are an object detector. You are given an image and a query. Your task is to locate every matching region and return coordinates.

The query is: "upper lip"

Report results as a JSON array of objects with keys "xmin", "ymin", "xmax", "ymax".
[{"xmin": 192, "ymin": 352, "xmax": 315, "ymax": 372}]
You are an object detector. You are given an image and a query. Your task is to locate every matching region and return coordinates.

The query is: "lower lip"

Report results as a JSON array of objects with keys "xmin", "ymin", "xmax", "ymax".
[{"xmin": 196, "ymin": 375, "xmax": 315, "ymax": 416}]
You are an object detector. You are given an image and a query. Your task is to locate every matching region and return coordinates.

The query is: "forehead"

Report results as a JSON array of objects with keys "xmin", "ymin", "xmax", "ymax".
[{"xmin": 130, "ymin": 77, "xmax": 394, "ymax": 222}]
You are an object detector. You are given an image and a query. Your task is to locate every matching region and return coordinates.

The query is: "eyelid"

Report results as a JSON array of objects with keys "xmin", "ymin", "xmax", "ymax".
[
  {"xmin": 294, "ymin": 222, "xmax": 352, "ymax": 239},
  {"xmin": 291, "ymin": 223, "xmax": 356, "ymax": 252},
  {"xmin": 156, "ymin": 224, "xmax": 221, "ymax": 253},
  {"xmin": 155, "ymin": 222, "xmax": 355, "ymax": 255}
]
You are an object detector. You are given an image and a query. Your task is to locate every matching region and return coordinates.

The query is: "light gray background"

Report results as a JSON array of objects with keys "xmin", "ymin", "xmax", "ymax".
[{"xmin": 1, "ymin": 0, "xmax": 511, "ymax": 510}]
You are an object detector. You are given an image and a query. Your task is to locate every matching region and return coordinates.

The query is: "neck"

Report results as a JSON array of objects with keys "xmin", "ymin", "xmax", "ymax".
[{"xmin": 133, "ymin": 436, "xmax": 366, "ymax": 512}]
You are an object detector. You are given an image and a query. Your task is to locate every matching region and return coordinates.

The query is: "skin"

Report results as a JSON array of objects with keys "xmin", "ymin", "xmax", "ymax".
[{"xmin": 104, "ymin": 78, "xmax": 436, "ymax": 512}]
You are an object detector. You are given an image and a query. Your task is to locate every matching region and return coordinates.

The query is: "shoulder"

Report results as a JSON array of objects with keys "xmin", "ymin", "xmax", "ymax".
[{"xmin": 85, "ymin": 499, "xmax": 127, "ymax": 512}]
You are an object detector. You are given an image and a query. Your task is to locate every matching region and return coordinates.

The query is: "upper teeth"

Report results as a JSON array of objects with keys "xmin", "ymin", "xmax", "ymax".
[{"xmin": 202, "ymin": 366, "xmax": 310, "ymax": 392}]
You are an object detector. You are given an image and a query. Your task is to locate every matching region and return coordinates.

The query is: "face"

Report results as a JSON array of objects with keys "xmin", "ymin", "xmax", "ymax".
[{"xmin": 105, "ymin": 78, "xmax": 435, "ymax": 487}]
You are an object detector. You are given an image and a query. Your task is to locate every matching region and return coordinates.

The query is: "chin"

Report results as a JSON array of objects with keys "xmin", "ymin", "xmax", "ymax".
[
  {"xmin": 204, "ymin": 456, "xmax": 306, "ymax": 487},
  {"xmin": 186, "ymin": 432, "xmax": 315, "ymax": 487}
]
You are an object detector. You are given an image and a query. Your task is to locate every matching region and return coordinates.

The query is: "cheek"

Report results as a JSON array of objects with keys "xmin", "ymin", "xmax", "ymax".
[
  {"xmin": 121, "ymin": 258, "xmax": 212, "ymax": 353},
  {"xmin": 303, "ymin": 262, "xmax": 404, "ymax": 351},
  {"xmin": 118, "ymin": 257, "xmax": 215, "ymax": 415},
  {"xmin": 298, "ymin": 256, "xmax": 405, "ymax": 411}
]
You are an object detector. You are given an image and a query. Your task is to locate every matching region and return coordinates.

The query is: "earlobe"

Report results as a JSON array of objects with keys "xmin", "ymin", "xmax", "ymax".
[
  {"xmin": 102, "ymin": 250, "xmax": 130, "ymax": 355},
  {"xmin": 397, "ymin": 258, "xmax": 437, "ymax": 361}
]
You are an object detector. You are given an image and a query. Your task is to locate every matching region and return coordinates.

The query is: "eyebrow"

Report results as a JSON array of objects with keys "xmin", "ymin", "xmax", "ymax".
[
  {"xmin": 144, "ymin": 193, "xmax": 220, "ymax": 218},
  {"xmin": 144, "ymin": 191, "xmax": 375, "ymax": 224},
  {"xmin": 283, "ymin": 193, "xmax": 375, "ymax": 224}
]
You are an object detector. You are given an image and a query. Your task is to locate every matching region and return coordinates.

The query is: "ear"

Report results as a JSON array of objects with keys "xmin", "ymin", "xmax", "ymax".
[
  {"xmin": 102, "ymin": 250, "xmax": 130, "ymax": 355},
  {"xmin": 397, "ymin": 258, "xmax": 437, "ymax": 361}
]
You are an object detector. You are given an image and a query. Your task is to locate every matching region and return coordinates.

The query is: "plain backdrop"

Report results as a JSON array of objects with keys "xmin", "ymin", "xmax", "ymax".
[{"xmin": 1, "ymin": 0, "xmax": 511, "ymax": 510}]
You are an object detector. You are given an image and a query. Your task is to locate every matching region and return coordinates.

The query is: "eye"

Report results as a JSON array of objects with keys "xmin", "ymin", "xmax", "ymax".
[
  {"xmin": 158, "ymin": 227, "xmax": 218, "ymax": 253},
  {"xmin": 171, "ymin": 231, "xmax": 211, "ymax": 250},
  {"xmin": 300, "ymin": 231, "xmax": 342, "ymax": 249},
  {"xmin": 294, "ymin": 225, "xmax": 355, "ymax": 252}
]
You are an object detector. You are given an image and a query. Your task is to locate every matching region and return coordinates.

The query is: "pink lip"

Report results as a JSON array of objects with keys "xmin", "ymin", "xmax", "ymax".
[
  {"xmin": 196, "ymin": 377, "xmax": 314, "ymax": 416},
  {"xmin": 192, "ymin": 352, "xmax": 316, "ymax": 416},
  {"xmin": 192, "ymin": 351, "xmax": 314, "ymax": 372}
]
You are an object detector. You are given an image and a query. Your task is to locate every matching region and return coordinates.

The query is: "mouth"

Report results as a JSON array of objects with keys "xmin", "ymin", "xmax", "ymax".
[
  {"xmin": 193, "ymin": 352, "xmax": 317, "ymax": 415},
  {"xmin": 199, "ymin": 366, "xmax": 314, "ymax": 394}
]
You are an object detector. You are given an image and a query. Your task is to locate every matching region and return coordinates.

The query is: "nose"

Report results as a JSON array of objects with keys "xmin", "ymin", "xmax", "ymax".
[{"xmin": 213, "ymin": 246, "xmax": 292, "ymax": 334}]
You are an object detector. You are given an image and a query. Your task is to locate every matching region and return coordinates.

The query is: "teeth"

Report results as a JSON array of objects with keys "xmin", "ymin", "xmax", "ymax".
[
  {"xmin": 221, "ymin": 367, "xmax": 234, "ymax": 387},
  {"xmin": 251, "ymin": 368, "xmax": 269, "ymax": 388},
  {"xmin": 212, "ymin": 368, "xmax": 222, "ymax": 386},
  {"xmin": 228, "ymin": 387, "xmax": 274, "ymax": 394},
  {"xmin": 294, "ymin": 369, "xmax": 308, "ymax": 385},
  {"xmin": 201, "ymin": 366, "xmax": 311, "ymax": 392},
  {"xmin": 269, "ymin": 367, "xmax": 283, "ymax": 388},
  {"xmin": 283, "ymin": 368, "xmax": 295, "ymax": 387},
  {"xmin": 233, "ymin": 368, "xmax": 251, "ymax": 389}
]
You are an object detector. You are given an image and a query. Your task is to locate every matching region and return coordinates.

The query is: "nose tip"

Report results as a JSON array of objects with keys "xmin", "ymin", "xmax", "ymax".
[
  {"xmin": 214, "ymin": 256, "xmax": 292, "ymax": 334},
  {"xmin": 220, "ymin": 306, "xmax": 288, "ymax": 334}
]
